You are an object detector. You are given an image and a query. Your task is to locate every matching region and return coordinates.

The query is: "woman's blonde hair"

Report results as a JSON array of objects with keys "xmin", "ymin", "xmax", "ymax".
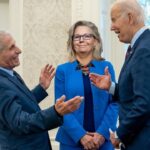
[{"xmin": 67, "ymin": 20, "xmax": 105, "ymax": 61}]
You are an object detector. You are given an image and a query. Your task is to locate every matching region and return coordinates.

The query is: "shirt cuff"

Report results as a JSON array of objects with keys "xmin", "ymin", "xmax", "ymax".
[{"xmin": 109, "ymin": 82, "xmax": 115, "ymax": 95}]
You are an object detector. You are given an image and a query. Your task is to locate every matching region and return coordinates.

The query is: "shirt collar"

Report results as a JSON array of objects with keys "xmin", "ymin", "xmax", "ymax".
[
  {"xmin": 0, "ymin": 67, "xmax": 14, "ymax": 76},
  {"xmin": 131, "ymin": 26, "xmax": 148, "ymax": 48},
  {"xmin": 75, "ymin": 60, "xmax": 95, "ymax": 70}
]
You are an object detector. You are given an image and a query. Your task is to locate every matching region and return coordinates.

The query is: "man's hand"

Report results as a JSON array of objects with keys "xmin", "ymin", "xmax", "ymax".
[
  {"xmin": 89, "ymin": 66, "xmax": 111, "ymax": 91},
  {"xmin": 39, "ymin": 64, "xmax": 55, "ymax": 90},
  {"xmin": 109, "ymin": 129, "xmax": 120, "ymax": 149},
  {"xmin": 55, "ymin": 95, "xmax": 83, "ymax": 116}
]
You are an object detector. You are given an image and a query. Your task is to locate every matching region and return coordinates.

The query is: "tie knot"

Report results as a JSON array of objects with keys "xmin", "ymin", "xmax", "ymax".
[
  {"xmin": 125, "ymin": 45, "xmax": 132, "ymax": 59},
  {"xmin": 127, "ymin": 45, "xmax": 132, "ymax": 53}
]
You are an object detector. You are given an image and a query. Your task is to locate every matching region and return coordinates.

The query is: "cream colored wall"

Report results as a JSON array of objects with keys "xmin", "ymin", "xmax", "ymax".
[
  {"xmin": 9, "ymin": 0, "xmax": 23, "ymax": 74},
  {"xmin": 0, "ymin": 0, "xmax": 9, "ymax": 30},
  {"xmin": 3, "ymin": 0, "xmax": 125, "ymax": 149},
  {"xmin": 71, "ymin": 0, "xmax": 100, "ymax": 27}
]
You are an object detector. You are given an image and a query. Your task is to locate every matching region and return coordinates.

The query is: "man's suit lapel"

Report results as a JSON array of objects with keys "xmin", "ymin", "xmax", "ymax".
[
  {"xmin": 0, "ymin": 70, "xmax": 36, "ymax": 101},
  {"xmin": 10, "ymin": 77, "xmax": 36, "ymax": 101},
  {"xmin": 119, "ymin": 29, "xmax": 150, "ymax": 82},
  {"xmin": 119, "ymin": 47, "xmax": 134, "ymax": 81}
]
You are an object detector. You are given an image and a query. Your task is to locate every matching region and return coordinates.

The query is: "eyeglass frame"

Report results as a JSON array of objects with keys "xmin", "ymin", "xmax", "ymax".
[{"xmin": 72, "ymin": 33, "xmax": 95, "ymax": 41}]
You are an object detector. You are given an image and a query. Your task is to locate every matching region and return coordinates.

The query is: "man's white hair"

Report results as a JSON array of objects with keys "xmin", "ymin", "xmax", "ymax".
[
  {"xmin": 112, "ymin": 0, "xmax": 145, "ymax": 24},
  {"xmin": 0, "ymin": 30, "xmax": 11, "ymax": 51}
]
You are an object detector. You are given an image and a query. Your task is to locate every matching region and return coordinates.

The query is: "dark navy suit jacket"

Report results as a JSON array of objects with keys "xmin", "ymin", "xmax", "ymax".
[
  {"xmin": 114, "ymin": 29, "xmax": 150, "ymax": 150},
  {"xmin": 0, "ymin": 70, "xmax": 62, "ymax": 150}
]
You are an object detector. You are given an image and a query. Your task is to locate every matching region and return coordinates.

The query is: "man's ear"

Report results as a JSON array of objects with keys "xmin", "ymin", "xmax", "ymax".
[{"xmin": 128, "ymin": 12, "xmax": 134, "ymax": 25}]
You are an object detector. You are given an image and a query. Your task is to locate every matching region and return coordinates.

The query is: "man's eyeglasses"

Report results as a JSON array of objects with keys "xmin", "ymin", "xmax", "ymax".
[{"xmin": 72, "ymin": 34, "xmax": 95, "ymax": 41}]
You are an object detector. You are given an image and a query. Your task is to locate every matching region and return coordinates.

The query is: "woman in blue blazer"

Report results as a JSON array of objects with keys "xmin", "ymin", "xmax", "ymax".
[{"xmin": 55, "ymin": 20, "xmax": 118, "ymax": 150}]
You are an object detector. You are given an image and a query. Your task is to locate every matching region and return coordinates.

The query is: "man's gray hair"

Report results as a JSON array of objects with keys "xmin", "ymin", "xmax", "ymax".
[
  {"xmin": 0, "ymin": 30, "xmax": 11, "ymax": 51},
  {"xmin": 112, "ymin": 0, "xmax": 145, "ymax": 24}
]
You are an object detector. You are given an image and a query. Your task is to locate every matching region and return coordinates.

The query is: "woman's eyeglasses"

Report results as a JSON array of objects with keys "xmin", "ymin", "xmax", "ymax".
[{"xmin": 72, "ymin": 34, "xmax": 95, "ymax": 41}]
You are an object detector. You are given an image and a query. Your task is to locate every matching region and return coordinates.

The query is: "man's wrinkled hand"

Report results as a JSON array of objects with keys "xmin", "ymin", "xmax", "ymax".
[
  {"xmin": 55, "ymin": 95, "xmax": 83, "ymax": 116},
  {"xmin": 39, "ymin": 64, "xmax": 55, "ymax": 90},
  {"xmin": 89, "ymin": 66, "xmax": 111, "ymax": 90},
  {"xmin": 109, "ymin": 129, "xmax": 120, "ymax": 149}
]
